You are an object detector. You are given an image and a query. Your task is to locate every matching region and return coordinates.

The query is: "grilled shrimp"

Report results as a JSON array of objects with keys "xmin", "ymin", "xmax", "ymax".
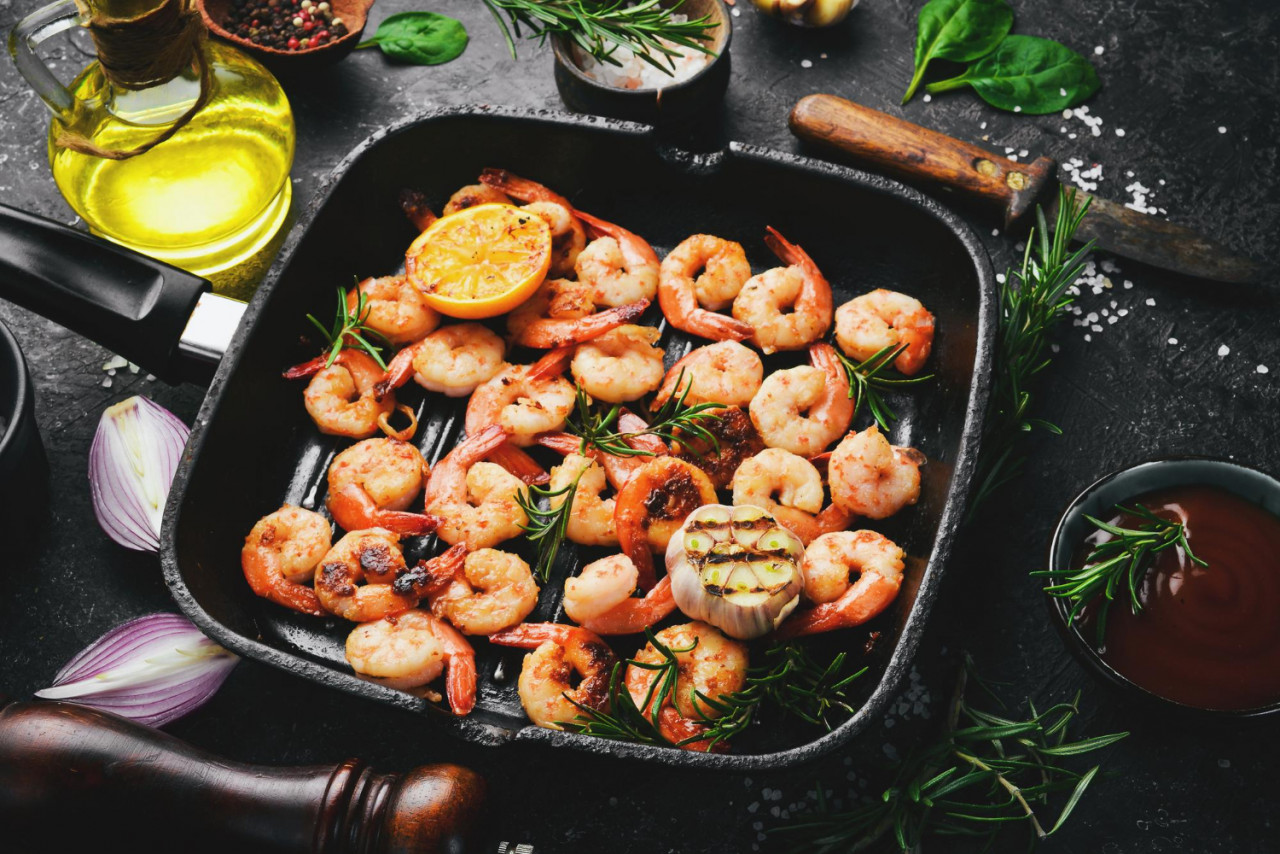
[
  {"xmin": 424, "ymin": 425, "xmax": 530, "ymax": 548},
  {"xmin": 669, "ymin": 405, "xmax": 765, "ymax": 490},
  {"xmin": 570, "ymin": 324, "xmax": 665, "ymax": 404},
  {"xmin": 442, "ymin": 183, "xmax": 511, "ymax": 215},
  {"xmin": 835, "ymin": 289, "xmax": 935, "ymax": 376},
  {"xmin": 652, "ymin": 341, "xmax": 763, "ymax": 409},
  {"xmin": 315, "ymin": 529, "xmax": 423, "ymax": 621},
  {"xmin": 326, "ymin": 438, "xmax": 440, "ymax": 536},
  {"xmin": 670, "ymin": 234, "xmax": 753, "ymax": 312},
  {"xmin": 378, "ymin": 323, "xmax": 506, "ymax": 399},
  {"xmin": 489, "ymin": 623, "xmax": 616, "ymax": 730},
  {"xmin": 659, "ymin": 236, "xmax": 753, "ymax": 342},
  {"xmin": 776, "ymin": 530, "xmax": 904, "ymax": 638},
  {"xmin": 748, "ymin": 343, "xmax": 853, "ymax": 457},
  {"xmin": 564, "ymin": 556, "xmax": 677, "ymax": 636},
  {"xmin": 241, "ymin": 505, "xmax": 332, "ymax": 616},
  {"xmin": 286, "ymin": 350, "xmax": 406, "ymax": 440},
  {"xmin": 507, "ymin": 278, "xmax": 650, "ymax": 349},
  {"xmin": 732, "ymin": 227, "xmax": 833, "ymax": 354},
  {"xmin": 626, "ymin": 622, "xmax": 748, "ymax": 752},
  {"xmin": 346, "ymin": 609, "xmax": 477, "ymax": 715},
  {"xmin": 575, "ymin": 210, "xmax": 661, "ymax": 308},
  {"xmin": 615, "ymin": 456, "xmax": 717, "ymax": 590},
  {"xmin": 479, "ymin": 168, "xmax": 586, "ymax": 277},
  {"xmin": 828, "ymin": 426, "xmax": 925, "ymax": 519},
  {"xmin": 547, "ymin": 452, "xmax": 618, "ymax": 547},
  {"xmin": 346, "ymin": 275, "xmax": 440, "ymax": 346},
  {"xmin": 422, "ymin": 548, "xmax": 540, "ymax": 636},
  {"xmin": 731, "ymin": 448, "xmax": 851, "ymax": 545},
  {"xmin": 465, "ymin": 348, "xmax": 577, "ymax": 447}
]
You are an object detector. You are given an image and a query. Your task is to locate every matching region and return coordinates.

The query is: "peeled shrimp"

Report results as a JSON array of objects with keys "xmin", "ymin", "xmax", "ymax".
[
  {"xmin": 489, "ymin": 623, "xmax": 616, "ymax": 730},
  {"xmin": 776, "ymin": 530, "xmax": 904, "ymax": 638},
  {"xmin": 314, "ymin": 528, "xmax": 418, "ymax": 621},
  {"xmin": 668, "ymin": 234, "xmax": 753, "ymax": 312},
  {"xmin": 564, "ymin": 556, "xmax": 677, "ymax": 636},
  {"xmin": 241, "ymin": 505, "xmax": 332, "ymax": 616},
  {"xmin": 732, "ymin": 227, "xmax": 833, "ymax": 354},
  {"xmin": 378, "ymin": 323, "xmax": 506, "ymax": 400},
  {"xmin": 464, "ymin": 348, "xmax": 576, "ymax": 447},
  {"xmin": 346, "ymin": 609, "xmax": 477, "ymax": 715},
  {"xmin": 285, "ymin": 350, "xmax": 405, "ymax": 440},
  {"xmin": 828, "ymin": 426, "xmax": 925, "ymax": 519},
  {"xmin": 575, "ymin": 210, "xmax": 661, "ymax": 308},
  {"xmin": 835, "ymin": 289, "xmax": 935, "ymax": 376},
  {"xmin": 442, "ymin": 183, "xmax": 511, "ymax": 215},
  {"xmin": 571, "ymin": 325, "xmax": 665, "ymax": 404},
  {"xmin": 626, "ymin": 622, "xmax": 748, "ymax": 751},
  {"xmin": 326, "ymin": 438, "xmax": 440, "ymax": 535},
  {"xmin": 424, "ymin": 425, "xmax": 530, "ymax": 548},
  {"xmin": 423, "ymin": 548, "xmax": 539, "ymax": 636},
  {"xmin": 652, "ymin": 341, "xmax": 763, "ymax": 409},
  {"xmin": 547, "ymin": 452, "xmax": 618, "ymax": 547},
  {"xmin": 748, "ymin": 343, "xmax": 853, "ymax": 457},
  {"xmin": 615, "ymin": 456, "xmax": 717, "ymax": 590},
  {"xmin": 731, "ymin": 448, "xmax": 851, "ymax": 545},
  {"xmin": 507, "ymin": 278, "xmax": 650, "ymax": 349},
  {"xmin": 479, "ymin": 168, "xmax": 585, "ymax": 277},
  {"xmin": 346, "ymin": 275, "xmax": 440, "ymax": 346},
  {"xmin": 660, "ymin": 236, "xmax": 753, "ymax": 341}
]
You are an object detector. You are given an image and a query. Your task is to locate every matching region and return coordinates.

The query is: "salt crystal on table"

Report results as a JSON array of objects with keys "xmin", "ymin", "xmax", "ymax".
[
  {"xmin": 1218, "ymin": 344, "xmax": 1230, "ymax": 357},
  {"xmin": 1259, "ymin": 365, "xmax": 1270, "ymax": 374},
  {"xmin": 1116, "ymin": 128, "xmax": 1126, "ymax": 137},
  {"xmin": 1084, "ymin": 334, "xmax": 1092, "ymax": 342},
  {"xmin": 1218, "ymin": 126, "xmax": 1227, "ymax": 133},
  {"xmin": 980, "ymin": 121, "xmax": 987, "ymax": 129},
  {"xmin": 1146, "ymin": 297, "xmax": 1156, "ymax": 306},
  {"xmin": 1169, "ymin": 337, "xmax": 1179, "ymax": 345},
  {"xmin": 923, "ymin": 94, "xmax": 932, "ymax": 102},
  {"xmin": 800, "ymin": 59, "xmax": 812, "ymax": 68},
  {"xmin": 1095, "ymin": 45, "xmax": 1105, "ymax": 55}
]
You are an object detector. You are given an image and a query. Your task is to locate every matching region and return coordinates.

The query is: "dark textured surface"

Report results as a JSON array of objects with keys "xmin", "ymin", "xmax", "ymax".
[{"xmin": 1, "ymin": 0, "xmax": 1278, "ymax": 851}]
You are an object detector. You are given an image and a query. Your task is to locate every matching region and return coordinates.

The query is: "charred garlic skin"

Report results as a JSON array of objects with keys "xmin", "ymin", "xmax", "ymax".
[{"xmin": 666, "ymin": 504, "xmax": 804, "ymax": 640}]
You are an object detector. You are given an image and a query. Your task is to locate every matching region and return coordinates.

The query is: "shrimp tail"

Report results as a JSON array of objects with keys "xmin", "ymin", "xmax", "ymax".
[
  {"xmin": 283, "ymin": 354, "xmax": 330, "ymax": 380},
  {"xmin": 616, "ymin": 409, "xmax": 668, "ymax": 455},
  {"xmin": 763, "ymin": 225, "xmax": 814, "ymax": 270},
  {"xmin": 446, "ymin": 652, "xmax": 478, "ymax": 716},
  {"xmin": 775, "ymin": 569, "xmax": 901, "ymax": 639},
  {"xmin": 395, "ymin": 543, "xmax": 468, "ymax": 597},
  {"xmin": 658, "ymin": 706, "xmax": 732, "ymax": 754},
  {"xmin": 479, "ymin": 168, "xmax": 571, "ymax": 208},
  {"xmin": 490, "ymin": 622, "xmax": 591, "ymax": 649},
  {"xmin": 527, "ymin": 345, "xmax": 576, "ymax": 382},
  {"xmin": 536, "ymin": 431, "xmax": 588, "ymax": 457},
  {"xmin": 328, "ymin": 484, "xmax": 442, "ymax": 536},
  {"xmin": 399, "ymin": 188, "xmax": 437, "ymax": 233},
  {"xmin": 456, "ymin": 424, "xmax": 512, "ymax": 461},
  {"xmin": 374, "ymin": 344, "xmax": 418, "ymax": 400},
  {"xmin": 703, "ymin": 311, "xmax": 754, "ymax": 342},
  {"xmin": 572, "ymin": 209, "xmax": 627, "ymax": 241},
  {"xmin": 487, "ymin": 442, "xmax": 551, "ymax": 485}
]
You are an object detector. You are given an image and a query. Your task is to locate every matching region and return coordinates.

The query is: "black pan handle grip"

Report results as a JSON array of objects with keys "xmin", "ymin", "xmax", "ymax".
[{"xmin": 0, "ymin": 203, "xmax": 210, "ymax": 383}]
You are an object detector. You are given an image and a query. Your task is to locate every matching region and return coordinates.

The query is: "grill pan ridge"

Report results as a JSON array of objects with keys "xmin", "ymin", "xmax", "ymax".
[{"xmin": 161, "ymin": 106, "xmax": 995, "ymax": 770}]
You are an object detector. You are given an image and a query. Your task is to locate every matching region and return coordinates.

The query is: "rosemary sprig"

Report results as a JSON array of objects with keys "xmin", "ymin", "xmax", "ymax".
[
  {"xmin": 1033, "ymin": 503, "xmax": 1207, "ymax": 647},
  {"xmin": 774, "ymin": 658, "xmax": 1128, "ymax": 853},
  {"xmin": 833, "ymin": 342, "xmax": 934, "ymax": 432},
  {"xmin": 515, "ymin": 470, "xmax": 584, "ymax": 582},
  {"xmin": 566, "ymin": 373, "xmax": 725, "ymax": 458},
  {"xmin": 481, "ymin": 0, "xmax": 717, "ymax": 73},
  {"xmin": 562, "ymin": 628, "xmax": 692, "ymax": 744},
  {"xmin": 968, "ymin": 187, "xmax": 1095, "ymax": 518},
  {"xmin": 305, "ymin": 286, "xmax": 389, "ymax": 370}
]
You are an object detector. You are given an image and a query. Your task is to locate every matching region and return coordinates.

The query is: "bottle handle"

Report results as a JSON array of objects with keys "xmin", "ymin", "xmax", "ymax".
[{"xmin": 7, "ymin": 0, "xmax": 83, "ymax": 122}]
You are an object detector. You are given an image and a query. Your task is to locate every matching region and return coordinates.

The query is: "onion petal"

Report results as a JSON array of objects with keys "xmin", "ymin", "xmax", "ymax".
[
  {"xmin": 35, "ymin": 613, "xmax": 238, "ymax": 727},
  {"xmin": 88, "ymin": 395, "xmax": 190, "ymax": 552}
]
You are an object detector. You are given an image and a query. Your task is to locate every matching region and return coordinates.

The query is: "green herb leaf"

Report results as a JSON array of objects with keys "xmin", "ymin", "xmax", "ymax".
[
  {"xmin": 515, "ymin": 471, "xmax": 582, "ymax": 583},
  {"xmin": 356, "ymin": 11, "xmax": 469, "ymax": 65},
  {"xmin": 305, "ymin": 286, "xmax": 389, "ymax": 370},
  {"xmin": 566, "ymin": 375, "xmax": 725, "ymax": 458},
  {"xmin": 926, "ymin": 34, "xmax": 1100, "ymax": 114},
  {"xmin": 832, "ymin": 342, "xmax": 934, "ymax": 432},
  {"xmin": 902, "ymin": 0, "xmax": 1013, "ymax": 105}
]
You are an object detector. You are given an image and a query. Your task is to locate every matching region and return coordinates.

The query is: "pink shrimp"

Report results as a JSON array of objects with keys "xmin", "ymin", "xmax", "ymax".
[
  {"xmin": 660, "ymin": 236, "xmax": 754, "ymax": 342},
  {"xmin": 574, "ymin": 209, "xmax": 661, "ymax": 308}
]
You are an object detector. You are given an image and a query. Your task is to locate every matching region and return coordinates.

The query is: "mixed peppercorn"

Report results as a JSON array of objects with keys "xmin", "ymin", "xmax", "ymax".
[{"xmin": 224, "ymin": 0, "xmax": 350, "ymax": 51}]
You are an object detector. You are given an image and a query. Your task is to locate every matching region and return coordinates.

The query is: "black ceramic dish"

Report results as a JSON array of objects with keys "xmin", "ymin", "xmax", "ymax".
[
  {"xmin": 1046, "ymin": 457, "xmax": 1280, "ymax": 720},
  {"xmin": 552, "ymin": 0, "xmax": 731, "ymax": 127},
  {"xmin": 0, "ymin": 317, "xmax": 48, "ymax": 545},
  {"xmin": 0, "ymin": 106, "xmax": 995, "ymax": 769}
]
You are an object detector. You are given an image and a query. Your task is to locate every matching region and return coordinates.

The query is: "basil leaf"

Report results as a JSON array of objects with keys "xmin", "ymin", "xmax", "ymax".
[
  {"xmin": 356, "ymin": 11, "xmax": 468, "ymax": 65},
  {"xmin": 902, "ymin": 0, "xmax": 1013, "ymax": 105},
  {"xmin": 925, "ymin": 35, "xmax": 1100, "ymax": 114}
]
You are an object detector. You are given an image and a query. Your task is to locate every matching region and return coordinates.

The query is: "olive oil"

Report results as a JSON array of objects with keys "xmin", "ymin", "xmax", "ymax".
[{"xmin": 47, "ymin": 41, "xmax": 294, "ymax": 284}]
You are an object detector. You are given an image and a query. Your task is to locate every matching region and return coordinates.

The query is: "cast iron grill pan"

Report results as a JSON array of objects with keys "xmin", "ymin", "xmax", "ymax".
[{"xmin": 162, "ymin": 107, "xmax": 995, "ymax": 770}]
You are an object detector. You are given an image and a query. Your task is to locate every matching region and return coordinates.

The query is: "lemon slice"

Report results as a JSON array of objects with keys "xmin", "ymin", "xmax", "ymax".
[{"xmin": 405, "ymin": 203, "xmax": 552, "ymax": 319}]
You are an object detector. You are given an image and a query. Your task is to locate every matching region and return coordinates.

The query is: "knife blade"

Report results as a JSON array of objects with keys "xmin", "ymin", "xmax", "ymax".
[{"xmin": 788, "ymin": 94, "xmax": 1270, "ymax": 284}]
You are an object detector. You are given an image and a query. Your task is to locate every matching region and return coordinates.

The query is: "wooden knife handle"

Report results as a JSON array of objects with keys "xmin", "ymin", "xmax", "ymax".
[
  {"xmin": 0, "ymin": 700, "xmax": 485, "ymax": 854},
  {"xmin": 789, "ymin": 94, "xmax": 1056, "ymax": 229}
]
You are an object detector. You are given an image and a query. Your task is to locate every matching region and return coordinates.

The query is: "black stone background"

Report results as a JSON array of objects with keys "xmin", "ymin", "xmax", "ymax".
[{"xmin": 1, "ymin": 0, "xmax": 1278, "ymax": 851}]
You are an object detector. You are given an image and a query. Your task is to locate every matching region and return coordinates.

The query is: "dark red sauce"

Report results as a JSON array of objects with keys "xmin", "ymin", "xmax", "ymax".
[{"xmin": 1073, "ymin": 485, "xmax": 1280, "ymax": 711}]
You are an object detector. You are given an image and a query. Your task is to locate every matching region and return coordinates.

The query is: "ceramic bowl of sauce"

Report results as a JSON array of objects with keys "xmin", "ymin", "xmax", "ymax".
[{"xmin": 1047, "ymin": 458, "xmax": 1280, "ymax": 718}]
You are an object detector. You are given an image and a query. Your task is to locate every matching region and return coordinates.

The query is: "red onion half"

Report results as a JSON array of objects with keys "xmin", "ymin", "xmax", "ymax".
[
  {"xmin": 35, "ymin": 613, "xmax": 238, "ymax": 727},
  {"xmin": 88, "ymin": 395, "xmax": 190, "ymax": 552}
]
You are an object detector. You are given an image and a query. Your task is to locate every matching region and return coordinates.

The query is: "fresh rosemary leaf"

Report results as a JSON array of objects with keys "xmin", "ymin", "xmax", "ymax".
[
  {"xmin": 832, "ymin": 342, "xmax": 933, "ymax": 432},
  {"xmin": 1033, "ymin": 503, "xmax": 1206, "ymax": 646},
  {"xmin": 515, "ymin": 470, "xmax": 583, "ymax": 582},
  {"xmin": 968, "ymin": 187, "xmax": 1095, "ymax": 518},
  {"xmin": 480, "ymin": 0, "xmax": 717, "ymax": 73},
  {"xmin": 566, "ymin": 373, "xmax": 725, "ymax": 458},
  {"xmin": 562, "ymin": 628, "xmax": 693, "ymax": 743},
  {"xmin": 305, "ymin": 286, "xmax": 389, "ymax": 370}
]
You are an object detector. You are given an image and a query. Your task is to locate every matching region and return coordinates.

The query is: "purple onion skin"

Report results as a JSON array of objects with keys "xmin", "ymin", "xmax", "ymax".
[{"xmin": 35, "ymin": 613, "xmax": 237, "ymax": 728}]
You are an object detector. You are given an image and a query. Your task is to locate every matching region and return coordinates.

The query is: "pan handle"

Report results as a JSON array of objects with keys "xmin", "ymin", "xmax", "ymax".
[{"xmin": 0, "ymin": 203, "xmax": 242, "ymax": 384}]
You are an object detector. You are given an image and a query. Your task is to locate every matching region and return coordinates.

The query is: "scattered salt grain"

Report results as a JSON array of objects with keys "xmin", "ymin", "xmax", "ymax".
[
  {"xmin": 1218, "ymin": 344, "xmax": 1230, "ymax": 357},
  {"xmin": 923, "ymin": 93, "xmax": 932, "ymax": 102},
  {"xmin": 1258, "ymin": 365, "xmax": 1270, "ymax": 374},
  {"xmin": 731, "ymin": 7, "xmax": 740, "ymax": 14},
  {"xmin": 1145, "ymin": 297, "xmax": 1156, "ymax": 306},
  {"xmin": 1115, "ymin": 128, "xmax": 1126, "ymax": 137},
  {"xmin": 1018, "ymin": 149, "xmax": 1029, "ymax": 157},
  {"xmin": 1013, "ymin": 106, "xmax": 1022, "ymax": 112},
  {"xmin": 1084, "ymin": 334, "xmax": 1092, "ymax": 342},
  {"xmin": 1094, "ymin": 45, "xmax": 1105, "ymax": 55},
  {"xmin": 102, "ymin": 355, "xmax": 128, "ymax": 371},
  {"xmin": 1059, "ymin": 88, "xmax": 1067, "ymax": 96},
  {"xmin": 1218, "ymin": 126, "xmax": 1227, "ymax": 134},
  {"xmin": 820, "ymin": 53, "xmax": 827, "ymax": 59},
  {"xmin": 102, "ymin": 378, "xmax": 113, "ymax": 388},
  {"xmin": 801, "ymin": 59, "xmax": 813, "ymax": 68},
  {"xmin": 996, "ymin": 273, "xmax": 1006, "ymax": 284},
  {"xmin": 992, "ymin": 228, "xmax": 1000, "ymax": 237},
  {"xmin": 980, "ymin": 121, "xmax": 987, "ymax": 129},
  {"xmin": 1168, "ymin": 337, "xmax": 1178, "ymax": 345},
  {"xmin": 1124, "ymin": 280, "xmax": 1134, "ymax": 289}
]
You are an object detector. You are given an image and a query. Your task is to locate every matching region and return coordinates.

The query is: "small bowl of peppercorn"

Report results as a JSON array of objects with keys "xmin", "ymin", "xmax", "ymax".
[{"xmin": 199, "ymin": 0, "xmax": 375, "ymax": 70}]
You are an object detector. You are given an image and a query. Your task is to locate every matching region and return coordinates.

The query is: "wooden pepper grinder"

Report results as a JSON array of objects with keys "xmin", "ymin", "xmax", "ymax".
[{"xmin": 0, "ymin": 699, "xmax": 485, "ymax": 853}]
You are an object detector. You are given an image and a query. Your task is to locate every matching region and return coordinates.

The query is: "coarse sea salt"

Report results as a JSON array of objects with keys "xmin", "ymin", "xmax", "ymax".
[
  {"xmin": 1259, "ymin": 365, "xmax": 1270, "ymax": 374},
  {"xmin": 1218, "ymin": 344, "xmax": 1231, "ymax": 357},
  {"xmin": 574, "ymin": 22, "xmax": 712, "ymax": 90}
]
